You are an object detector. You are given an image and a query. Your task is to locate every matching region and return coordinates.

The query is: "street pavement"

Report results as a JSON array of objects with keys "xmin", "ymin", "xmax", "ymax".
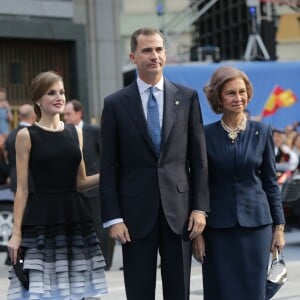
[{"xmin": 0, "ymin": 228, "xmax": 299, "ymax": 299}]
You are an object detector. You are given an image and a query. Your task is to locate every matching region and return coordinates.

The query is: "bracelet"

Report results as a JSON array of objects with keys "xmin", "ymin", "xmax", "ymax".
[{"xmin": 274, "ymin": 224, "xmax": 285, "ymax": 232}]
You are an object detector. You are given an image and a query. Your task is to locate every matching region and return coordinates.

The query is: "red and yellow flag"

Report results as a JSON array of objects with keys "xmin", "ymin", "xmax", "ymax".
[{"xmin": 262, "ymin": 86, "xmax": 297, "ymax": 117}]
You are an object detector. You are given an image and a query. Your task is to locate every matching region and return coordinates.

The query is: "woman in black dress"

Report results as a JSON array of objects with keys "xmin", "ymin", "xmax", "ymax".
[
  {"xmin": 193, "ymin": 66, "xmax": 285, "ymax": 300},
  {"xmin": 7, "ymin": 71, "xmax": 107, "ymax": 299}
]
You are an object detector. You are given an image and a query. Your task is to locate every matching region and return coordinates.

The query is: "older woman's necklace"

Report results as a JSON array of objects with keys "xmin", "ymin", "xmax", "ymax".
[{"xmin": 220, "ymin": 115, "xmax": 247, "ymax": 143}]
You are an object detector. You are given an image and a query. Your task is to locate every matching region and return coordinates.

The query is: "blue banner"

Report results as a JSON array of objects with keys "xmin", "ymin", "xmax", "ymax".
[{"xmin": 163, "ymin": 61, "xmax": 300, "ymax": 130}]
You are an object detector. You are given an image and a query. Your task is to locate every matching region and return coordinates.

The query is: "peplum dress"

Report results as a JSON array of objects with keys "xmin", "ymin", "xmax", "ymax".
[{"xmin": 7, "ymin": 124, "xmax": 107, "ymax": 300}]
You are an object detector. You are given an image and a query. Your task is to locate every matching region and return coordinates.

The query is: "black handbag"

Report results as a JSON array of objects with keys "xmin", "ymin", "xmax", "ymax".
[
  {"xmin": 13, "ymin": 248, "xmax": 29, "ymax": 290},
  {"xmin": 265, "ymin": 248, "xmax": 287, "ymax": 300}
]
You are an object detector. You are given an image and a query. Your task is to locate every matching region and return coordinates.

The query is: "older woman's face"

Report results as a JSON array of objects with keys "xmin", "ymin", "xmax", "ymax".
[{"xmin": 220, "ymin": 78, "xmax": 248, "ymax": 115}]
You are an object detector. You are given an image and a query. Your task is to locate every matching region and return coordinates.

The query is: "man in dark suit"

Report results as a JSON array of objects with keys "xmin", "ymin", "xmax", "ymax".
[
  {"xmin": 100, "ymin": 27, "xmax": 209, "ymax": 300},
  {"xmin": 64, "ymin": 99, "xmax": 114, "ymax": 271},
  {"xmin": 5, "ymin": 104, "xmax": 36, "ymax": 193},
  {"xmin": 4, "ymin": 104, "xmax": 35, "ymax": 265}
]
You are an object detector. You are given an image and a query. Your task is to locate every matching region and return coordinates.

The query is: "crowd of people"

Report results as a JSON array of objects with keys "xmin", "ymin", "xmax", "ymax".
[
  {"xmin": 273, "ymin": 124, "xmax": 300, "ymax": 174},
  {"xmin": 1, "ymin": 26, "xmax": 296, "ymax": 300},
  {"xmin": 245, "ymin": 110, "xmax": 300, "ymax": 175}
]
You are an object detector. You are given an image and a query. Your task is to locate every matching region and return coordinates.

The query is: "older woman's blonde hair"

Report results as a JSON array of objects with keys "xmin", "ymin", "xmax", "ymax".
[
  {"xmin": 203, "ymin": 66, "xmax": 253, "ymax": 114},
  {"xmin": 30, "ymin": 71, "xmax": 63, "ymax": 120}
]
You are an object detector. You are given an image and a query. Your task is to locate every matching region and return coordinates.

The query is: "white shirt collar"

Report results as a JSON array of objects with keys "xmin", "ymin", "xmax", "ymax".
[
  {"xmin": 19, "ymin": 121, "xmax": 32, "ymax": 127},
  {"xmin": 137, "ymin": 76, "xmax": 164, "ymax": 94},
  {"xmin": 76, "ymin": 120, "xmax": 84, "ymax": 129}
]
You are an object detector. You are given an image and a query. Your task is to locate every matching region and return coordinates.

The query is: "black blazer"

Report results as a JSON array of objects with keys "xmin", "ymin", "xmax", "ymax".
[
  {"xmin": 204, "ymin": 120, "xmax": 285, "ymax": 228},
  {"xmin": 100, "ymin": 79, "xmax": 210, "ymax": 239},
  {"xmin": 81, "ymin": 123, "xmax": 101, "ymax": 199}
]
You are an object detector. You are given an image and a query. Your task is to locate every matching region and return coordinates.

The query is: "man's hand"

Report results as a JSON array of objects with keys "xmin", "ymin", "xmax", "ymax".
[
  {"xmin": 193, "ymin": 234, "xmax": 205, "ymax": 263},
  {"xmin": 188, "ymin": 211, "xmax": 206, "ymax": 240},
  {"xmin": 109, "ymin": 222, "xmax": 131, "ymax": 244}
]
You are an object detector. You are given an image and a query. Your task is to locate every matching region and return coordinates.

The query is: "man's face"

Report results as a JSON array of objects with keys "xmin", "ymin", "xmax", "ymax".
[
  {"xmin": 129, "ymin": 33, "xmax": 166, "ymax": 84},
  {"xmin": 64, "ymin": 103, "xmax": 82, "ymax": 125},
  {"xmin": 273, "ymin": 132, "xmax": 285, "ymax": 147}
]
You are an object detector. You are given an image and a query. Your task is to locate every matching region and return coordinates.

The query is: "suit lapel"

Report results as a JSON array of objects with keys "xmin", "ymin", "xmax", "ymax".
[
  {"xmin": 123, "ymin": 81, "xmax": 157, "ymax": 154},
  {"xmin": 161, "ymin": 79, "xmax": 181, "ymax": 153}
]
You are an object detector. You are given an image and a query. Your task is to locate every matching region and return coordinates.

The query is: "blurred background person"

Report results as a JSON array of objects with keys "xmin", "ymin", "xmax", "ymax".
[
  {"xmin": 273, "ymin": 129, "xmax": 299, "ymax": 174},
  {"xmin": 5, "ymin": 104, "xmax": 36, "ymax": 193},
  {"xmin": 0, "ymin": 87, "xmax": 13, "ymax": 138},
  {"xmin": 284, "ymin": 123, "xmax": 298, "ymax": 149},
  {"xmin": 290, "ymin": 132, "xmax": 300, "ymax": 172},
  {"xmin": 0, "ymin": 134, "xmax": 9, "ymax": 185},
  {"xmin": 0, "ymin": 134, "xmax": 9, "ymax": 266},
  {"xmin": 64, "ymin": 99, "xmax": 114, "ymax": 270},
  {"xmin": 3, "ymin": 104, "xmax": 36, "ymax": 266}
]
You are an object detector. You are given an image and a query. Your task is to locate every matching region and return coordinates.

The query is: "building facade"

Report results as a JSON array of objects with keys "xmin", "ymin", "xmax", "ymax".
[
  {"xmin": 0, "ymin": 0, "xmax": 122, "ymax": 123},
  {"xmin": 0, "ymin": 0, "xmax": 298, "ymax": 124}
]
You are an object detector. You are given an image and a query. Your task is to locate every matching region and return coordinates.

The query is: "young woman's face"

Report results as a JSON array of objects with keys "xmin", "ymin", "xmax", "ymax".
[{"xmin": 38, "ymin": 80, "xmax": 66, "ymax": 116}]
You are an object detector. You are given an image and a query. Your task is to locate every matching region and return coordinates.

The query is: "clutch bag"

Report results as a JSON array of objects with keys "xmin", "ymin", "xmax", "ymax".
[{"xmin": 13, "ymin": 248, "xmax": 29, "ymax": 290}]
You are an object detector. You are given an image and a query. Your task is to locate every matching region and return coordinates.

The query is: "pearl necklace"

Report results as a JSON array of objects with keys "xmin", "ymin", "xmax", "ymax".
[
  {"xmin": 35, "ymin": 121, "xmax": 64, "ymax": 132},
  {"xmin": 220, "ymin": 115, "xmax": 247, "ymax": 143}
]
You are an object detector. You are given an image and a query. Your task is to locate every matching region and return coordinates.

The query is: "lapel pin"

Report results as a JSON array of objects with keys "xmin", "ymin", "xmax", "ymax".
[
  {"xmin": 174, "ymin": 100, "xmax": 180, "ymax": 105},
  {"xmin": 255, "ymin": 131, "xmax": 259, "ymax": 135}
]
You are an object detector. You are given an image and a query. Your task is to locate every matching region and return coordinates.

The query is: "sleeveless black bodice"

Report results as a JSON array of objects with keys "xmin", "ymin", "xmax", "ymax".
[
  {"xmin": 29, "ymin": 124, "xmax": 81, "ymax": 192},
  {"xmin": 22, "ymin": 124, "xmax": 91, "ymax": 225}
]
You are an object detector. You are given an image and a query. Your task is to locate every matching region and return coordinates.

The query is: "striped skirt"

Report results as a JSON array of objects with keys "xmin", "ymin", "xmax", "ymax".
[{"xmin": 7, "ymin": 223, "xmax": 107, "ymax": 300}]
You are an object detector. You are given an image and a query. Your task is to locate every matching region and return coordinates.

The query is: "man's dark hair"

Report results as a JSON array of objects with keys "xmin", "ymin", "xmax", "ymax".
[
  {"xmin": 130, "ymin": 27, "xmax": 164, "ymax": 52},
  {"xmin": 69, "ymin": 99, "xmax": 84, "ymax": 118}
]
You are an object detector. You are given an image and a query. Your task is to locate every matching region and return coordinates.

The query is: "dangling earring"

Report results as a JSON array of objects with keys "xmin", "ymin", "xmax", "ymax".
[{"xmin": 36, "ymin": 103, "xmax": 40, "ymax": 107}]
